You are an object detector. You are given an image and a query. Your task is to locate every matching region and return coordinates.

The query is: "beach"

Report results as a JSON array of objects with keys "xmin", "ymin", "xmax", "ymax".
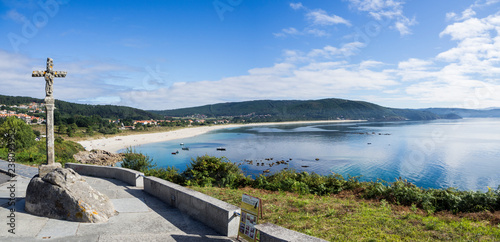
[{"xmin": 78, "ymin": 120, "xmax": 364, "ymax": 153}]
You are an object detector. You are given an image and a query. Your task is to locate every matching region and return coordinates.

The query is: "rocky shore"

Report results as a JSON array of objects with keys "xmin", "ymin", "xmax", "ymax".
[{"xmin": 73, "ymin": 150, "xmax": 125, "ymax": 166}]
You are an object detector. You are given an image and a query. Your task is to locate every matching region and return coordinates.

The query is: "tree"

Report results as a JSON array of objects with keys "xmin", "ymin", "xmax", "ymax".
[
  {"xmin": 0, "ymin": 116, "xmax": 36, "ymax": 150},
  {"xmin": 57, "ymin": 124, "xmax": 67, "ymax": 134},
  {"xmin": 122, "ymin": 118, "xmax": 134, "ymax": 126},
  {"xmin": 67, "ymin": 123, "xmax": 78, "ymax": 137},
  {"xmin": 86, "ymin": 126, "xmax": 94, "ymax": 136}
]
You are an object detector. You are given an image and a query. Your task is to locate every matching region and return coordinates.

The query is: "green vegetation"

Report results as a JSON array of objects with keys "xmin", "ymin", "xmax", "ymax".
[
  {"xmin": 122, "ymin": 153, "xmax": 247, "ymax": 188},
  {"xmin": 0, "ymin": 116, "xmax": 36, "ymax": 150},
  {"xmin": 120, "ymin": 152, "xmax": 500, "ymax": 240},
  {"xmin": 0, "ymin": 94, "xmax": 162, "ymax": 120},
  {"xmin": 192, "ymin": 186, "xmax": 500, "ymax": 241},
  {"xmin": 150, "ymin": 98, "xmax": 446, "ymax": 121},
  {"xmin": 120, "ymin": 147, "xmax": 155, "ymax": 172},
  {"xmin": 112, "ymin": 150, "xmax": 500, "ymax": 241},
  {"xmin": 0, "ymin": 94, "xmax": 167, "ymax": 136},
  {"xmin": 0, "ymin": 136, "xmax": 85, "ymax": 166},
  {"xmin": 121, "ymin": 152, "xmax": 500, "ymax": 215},
  {"xmin": 180, "ymin": 155, "xmax": 248, "ymax": 188},
  {"xmin": 0, "ymin": 116, "xmax": 84, "ymax": 166}
]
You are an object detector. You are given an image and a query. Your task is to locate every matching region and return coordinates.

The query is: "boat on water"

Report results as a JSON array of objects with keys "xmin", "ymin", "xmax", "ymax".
[
  {"xmin": 171, "ymin": 150, "xmax": 179, "ymax": 155},
  {"xmin": 216, "ymin": 147, "xmax": 226, "ymax": 151},
  {"xmin": 182, "ymin": 147, "xmax": 189, "ymax": 151}
]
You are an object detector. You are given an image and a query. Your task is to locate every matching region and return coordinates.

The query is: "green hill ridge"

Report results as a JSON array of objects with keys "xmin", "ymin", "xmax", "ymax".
[
  {"xmin": 150, "ymin": 98, "xmax": 446, "ymax": 121},
  {"xmin": 0, "ymin": 94, "xmax": 162, "ymax": 120}
]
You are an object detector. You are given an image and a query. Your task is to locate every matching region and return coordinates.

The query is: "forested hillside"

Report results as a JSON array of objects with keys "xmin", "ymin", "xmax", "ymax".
[
  {"xmin": 150, "ymin": 98, "xmax": 444, "ymax": 121},
  {"xmin": 0, "ymin": 95, "xmax": 161, "ymax": 120},
  {"xmin": 423, "ymin": 108, "xmax": 500, "ymax": 118}
]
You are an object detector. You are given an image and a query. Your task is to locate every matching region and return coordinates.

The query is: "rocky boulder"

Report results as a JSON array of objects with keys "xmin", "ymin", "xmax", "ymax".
[
  {"xmin": 73, "ymin": 149, "xmax": 124, "ymax": 166},
  {"xmin": 25, "ymin": 168, "xmax": 116, "ymax": 223}
]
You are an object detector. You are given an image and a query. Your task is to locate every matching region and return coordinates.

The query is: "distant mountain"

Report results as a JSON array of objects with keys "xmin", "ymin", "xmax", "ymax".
[
  {"xmin": 0, "ymin": 95, "xmax": 162, "ymax": 120},
  {"xmin": 423, "ymin": 108, "xmax": 500, "ymax": 118},
  {"xmin": 150, "ymin": 98, "xmax": 445, "ymax": 121}
]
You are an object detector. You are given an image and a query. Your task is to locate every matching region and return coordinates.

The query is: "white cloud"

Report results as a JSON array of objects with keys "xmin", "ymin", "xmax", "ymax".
[
  {"xmin": 273, "ymin": 27, "xmax": 300, "ymax": 37},
  {"xmin": 347, "ymin": 0, "xmax": 417, "ymax": 36},
  {"xmin": 447, "ymin": 8, "xmax": 477, "ymax": 21},
  {"xmin": 439, "ymin": 17, "xmax": 493, "ymax": 41},
  {"xmin": 117, "ymin": 59, "xmax": 398, "ymax": 110},
  {"xmin": 274, "ymin": 4, "xmax": 350, "ymax": 38},
  {"xmin": 4, "ymin": 6, "xmax": 500, "ymax": 111},
  {"xmin": 3, "ymin": 9, "xmax": 26, "ymax": 23},
  {"xmin": 0, "ymin": 50, "xmax": 149, "ymax": 105},
  {"xmin": 302, "ymin": 42, "xmax": 366, "ymax": 62},
  {"xmin": 446, "ymin": 0, "xmax": 500, "ymax": 22},
  {"xmin": 359, "ymin": 60, "xmax": 385, "ymax": 69},
  {"xmin": 396, "ymin": 12, "xmax": 500, "ymax": 108},
  {"xmin": 290, "ymin": 2, "xmax": 304, "ymax": 10},
  {"xmin": 306, "ymin": 9, "xmax": 351, "ymax": 26},
  {"xmin": 248, "ymin": 63, "xmax": 295, "ymax": 76},
  {"xmin": 396, "ymin": 58, "xmax": 437, "ymax": 82},
  {"xmin": 274, "ymin": 27, "xmax": 329, "ymax": 38},
  {"xmin": 306, "ymin": 28, "xmax": 329, "ymax": 37},
  {"xmin": 395, "ymin": 16, "xmax": 417, "ymax": 36},
  {"xmin": 398, "ymin": 58, "xmax": 433, "ymax": 70}
]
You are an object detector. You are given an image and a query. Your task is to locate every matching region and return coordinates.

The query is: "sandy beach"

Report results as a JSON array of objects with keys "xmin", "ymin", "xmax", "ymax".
[{"xmin": 78, "ymin": 120, "xmax": 365, "ymax": 153}]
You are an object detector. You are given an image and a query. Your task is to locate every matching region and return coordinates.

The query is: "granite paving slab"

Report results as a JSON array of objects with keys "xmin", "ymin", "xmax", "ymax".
[{"xmin": 0, "ymin": 175, "xmax": 234, "ymax": 241}]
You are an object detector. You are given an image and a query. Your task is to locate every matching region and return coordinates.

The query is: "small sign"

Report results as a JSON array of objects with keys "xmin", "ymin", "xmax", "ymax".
[{"xmin": 238, "ymin": 194, "xmax": 262, "ymax": 241}]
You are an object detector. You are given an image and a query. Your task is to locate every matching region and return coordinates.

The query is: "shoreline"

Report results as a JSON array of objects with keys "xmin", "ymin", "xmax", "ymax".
[{"xmin": 77, "ymin": 120, "xmax": 365, "ymax": 153}]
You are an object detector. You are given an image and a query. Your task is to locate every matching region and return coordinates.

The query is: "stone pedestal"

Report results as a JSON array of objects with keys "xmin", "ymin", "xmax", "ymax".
[
  {"xmin": 25, "ymin": 168, "xmax": 116, "ymax": 223},
  {"xmin": 40, "ymin": 97, "xmax": 61, "ymax": 177},
  {"xmin": 39, "ymin": 163, "xmax": 62, "ymax": 178},
  {"xmin": 45, "ymin": 97, "xmax": 55, "ymax": 165}
]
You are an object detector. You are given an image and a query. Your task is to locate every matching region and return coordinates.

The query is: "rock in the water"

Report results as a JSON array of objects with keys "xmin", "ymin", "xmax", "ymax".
[
  {"xmin": 25, "ymin": 168, "xmax": 116, "ymax": 223},
  {"xmin": 73, "ymin": 149, "xmax": 124, "ymax": 166}
]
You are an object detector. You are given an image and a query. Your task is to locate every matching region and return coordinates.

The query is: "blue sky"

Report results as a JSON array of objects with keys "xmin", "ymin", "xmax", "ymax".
[{"xmin": 1, "ymin": 0, "xmax": 500, "ymax": 110}]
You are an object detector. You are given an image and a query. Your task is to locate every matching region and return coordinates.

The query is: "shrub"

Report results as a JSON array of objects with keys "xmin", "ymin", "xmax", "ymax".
[
  {"xmin": 181, "ymin": 155, "xmax": 248, "ymax": 188},
  {"xmin": 145, "ymin": 166, "xmax": 185, "ymax": 185},
  {"xmin": 121, "ymin": 147, "xmax": 156, "ymax": 172}
]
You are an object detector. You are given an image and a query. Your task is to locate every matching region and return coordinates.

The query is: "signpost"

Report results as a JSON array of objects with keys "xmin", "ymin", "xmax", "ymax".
[{"xmin": 238, "ymin": 194, "xmax": 263, "ymax": 242}]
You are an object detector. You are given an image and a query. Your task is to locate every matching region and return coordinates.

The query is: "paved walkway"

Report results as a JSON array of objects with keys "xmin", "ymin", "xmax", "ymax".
[
  {"xmin": 0, "ymin": 161, "xmax": 234, "ymax": 241},
  {"xmin": 0, "ymin": 159, "xmax": 38, "ymax": 178}
]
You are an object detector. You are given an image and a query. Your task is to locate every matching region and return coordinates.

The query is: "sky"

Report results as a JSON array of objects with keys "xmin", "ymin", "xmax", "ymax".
[{"xmin": 1, "ymin": 0, "xmax": 500, "ymax": 110}]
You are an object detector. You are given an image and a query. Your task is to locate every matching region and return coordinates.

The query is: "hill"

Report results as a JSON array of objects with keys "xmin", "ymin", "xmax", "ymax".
[
  {"xmin": 150, "ymin": 98, "xmax": 445, "ymax": 121},
  {"xmin": 423, "ymin": 108, "xmax": 500, "ymax": 118},
  {"xmin": 0, "ymin": 95, "xmax": 162, "ymax": 120}
]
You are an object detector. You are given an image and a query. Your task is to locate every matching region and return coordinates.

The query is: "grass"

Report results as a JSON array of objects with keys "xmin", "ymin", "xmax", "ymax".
[{"xmin": 190, "ymin": 186, "xmax": 500, "ymax": 241}]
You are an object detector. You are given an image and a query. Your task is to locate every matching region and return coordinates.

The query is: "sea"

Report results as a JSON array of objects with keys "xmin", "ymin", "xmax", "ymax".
[{"xmin": 120, "ymin": 118, "xmax": 500, "ymax": 192}]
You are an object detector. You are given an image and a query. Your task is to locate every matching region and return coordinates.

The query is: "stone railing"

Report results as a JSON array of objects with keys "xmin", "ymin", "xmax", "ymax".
[
  {"xmin": 255, "ymin": 223, "xmax": 328, "ymax": 242},
  {"xmin": 65, "ymin": 163, "xmax": 327, "ymax": 240},
  {"xmin": 143, "ymin": 176, "xmax": 240, "ymax": 237},
  {"xmin": 65, "ymin": 163, "xmax": 143, "ymax": 187}
]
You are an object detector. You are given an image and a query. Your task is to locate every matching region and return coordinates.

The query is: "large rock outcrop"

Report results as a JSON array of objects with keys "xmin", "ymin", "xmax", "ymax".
[
  {"xmin": 73, "ymin": 149, "xmax": 124, "ymax": 166},
  {"xmin": 25, "ymin": 168, "xmax": 116, "ymax": 223}
]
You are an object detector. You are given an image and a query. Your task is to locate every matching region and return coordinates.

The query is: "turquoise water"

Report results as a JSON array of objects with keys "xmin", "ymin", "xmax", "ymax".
[{"xmin": 122, "ymin": 118, "xmax": 500, "ymax": 191}]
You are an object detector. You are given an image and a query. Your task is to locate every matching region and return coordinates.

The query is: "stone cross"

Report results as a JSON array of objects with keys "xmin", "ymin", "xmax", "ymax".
[{"xmin": 32, "ymin": 58, "xmax": 67, "ymax": 177}]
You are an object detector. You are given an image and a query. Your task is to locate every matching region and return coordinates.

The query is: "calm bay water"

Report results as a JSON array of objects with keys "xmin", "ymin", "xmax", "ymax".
[{"xmin": 123, "ymin": 118, "xmax": 500, "ymax": 191}]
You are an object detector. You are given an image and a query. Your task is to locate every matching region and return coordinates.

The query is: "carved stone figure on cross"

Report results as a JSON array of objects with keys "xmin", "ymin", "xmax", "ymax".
[
  {"xmin": 32, "ymin": 57, "xmax": 67, "ymax": 98},
  {"xmin": 45, "ymin": 58, "xmax": 54, "ymax": 96}
]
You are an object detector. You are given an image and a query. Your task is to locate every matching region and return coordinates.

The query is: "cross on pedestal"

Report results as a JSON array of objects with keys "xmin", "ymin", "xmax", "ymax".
[{"xmin": 32, "ymin": 58, "xmax": 67, "ymax": 177}]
